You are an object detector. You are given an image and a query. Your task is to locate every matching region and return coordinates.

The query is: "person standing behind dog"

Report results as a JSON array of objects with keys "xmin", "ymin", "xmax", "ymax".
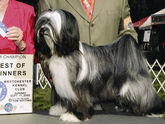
[
  {"xmin": 38, "ymin": 0, "xmax": 138, "ymax": 109},
  {"xmin": 38, "ymin": 0, "xmax": 137, "ymax": 45},
  {"xmin": 0, "ymin": 0, "xmax": 37, "ymax": 63}
]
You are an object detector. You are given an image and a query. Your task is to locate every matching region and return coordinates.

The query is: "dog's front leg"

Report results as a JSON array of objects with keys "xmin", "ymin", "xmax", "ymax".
[
  {"xmin": 59, "ymin": 101, "xmax": 94, "ymax": 122},
  {"xmin": 59, "ymin": 112, "xmax": 82, "ymax": 122},
  {"xmin": 49, "ymin": 103, "xmax": 67, "ymax": 116}
]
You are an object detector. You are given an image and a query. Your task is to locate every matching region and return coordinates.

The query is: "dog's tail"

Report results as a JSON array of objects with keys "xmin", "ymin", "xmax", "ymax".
[
  {"xmin": 112, "ymin": 34, "xmax": 149, "ymax": 85},
  {"xmin": 112, "ymin": 34, "xmax": 165, "ymax": 116}
]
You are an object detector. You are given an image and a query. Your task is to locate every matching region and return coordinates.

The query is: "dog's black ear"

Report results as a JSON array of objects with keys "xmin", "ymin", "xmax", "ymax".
[
  {"xmin": 56, "ymin": 10, "xmax": 80, "ymax": 57},
  {"xmin": 35, "ymin": 27, "xmax": 52, "ymax": 58}
]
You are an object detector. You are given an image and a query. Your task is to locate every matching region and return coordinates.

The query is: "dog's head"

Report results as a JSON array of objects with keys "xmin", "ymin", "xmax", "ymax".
[{"xmin": 35, "ymin": 9, "xmax": 80, "ymax": 58}]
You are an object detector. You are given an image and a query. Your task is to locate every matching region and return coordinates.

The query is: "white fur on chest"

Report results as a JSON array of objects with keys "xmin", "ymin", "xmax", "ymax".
[{"xmin": 49, "ymin": 56, "xmax": 77, "ymax": 101}]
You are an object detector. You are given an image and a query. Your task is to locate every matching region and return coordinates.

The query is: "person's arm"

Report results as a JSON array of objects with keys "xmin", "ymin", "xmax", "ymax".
[
  {"xmin": 118, "ymin": 0, "xmax": 138, "ymax": 42},
  {"xmin": 23, "ymin": 7, "xmax": 36, "ymax": 55}
]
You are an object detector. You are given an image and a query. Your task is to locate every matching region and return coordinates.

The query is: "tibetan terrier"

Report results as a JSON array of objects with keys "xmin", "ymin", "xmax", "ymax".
[{"xmin": 35, "ymin": 9, "xmax": 165, "ymax": 122}]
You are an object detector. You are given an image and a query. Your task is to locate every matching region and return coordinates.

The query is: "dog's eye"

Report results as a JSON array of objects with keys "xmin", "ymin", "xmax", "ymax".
[
  {"xmin": 44, "ymin": 33, "xmax": 49, "ymax": 36},
  {"xmin": 44, "ymin": 33, "xmax": 53, "ymax": 40}
]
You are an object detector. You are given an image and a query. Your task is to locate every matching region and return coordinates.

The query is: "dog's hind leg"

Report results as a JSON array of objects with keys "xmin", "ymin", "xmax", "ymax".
[
  {"xmin": 111, "ymin": 35, "xmax": 165, "ymax": 116},
  {"xmin": 118, "ymin": 76, "xmax": 165, "ymax": 116}
]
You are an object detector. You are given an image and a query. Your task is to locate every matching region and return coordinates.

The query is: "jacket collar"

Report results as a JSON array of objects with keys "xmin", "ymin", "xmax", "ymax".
[
  {"xmin": 3, "ymin": 0, "xmax": 19, "ymax": 26},
  {"xmin": 92, "ymin": 0, "xmax": 106, "ymax": 21},
  {"xmin": 66, "ymin": 0, "xmax": 106, "ymax": 22}
]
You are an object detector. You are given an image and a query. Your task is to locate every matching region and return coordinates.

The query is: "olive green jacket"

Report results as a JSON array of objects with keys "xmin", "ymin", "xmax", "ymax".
[{"xmin": 39, "ymin": 0, "xmax": 137, "ymax": 45}]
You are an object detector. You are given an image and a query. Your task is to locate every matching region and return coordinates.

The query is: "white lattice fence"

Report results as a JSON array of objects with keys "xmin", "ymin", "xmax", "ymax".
[
  {"xmin": 34, "ymin": 63, "xmax": 52, "ymax": 89},
  {"xmin": 35, "ymin": 60, "xmax": 165, "ymax": 93},
  {"xmin": 147, "ymin": 59, "xmax": 165, "ymax": 93}
]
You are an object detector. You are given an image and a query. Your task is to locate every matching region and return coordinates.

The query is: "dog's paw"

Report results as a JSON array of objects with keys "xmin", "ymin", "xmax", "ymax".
[
  {"xmin": 49, "ymin": 104, "xmax": 66, "ymax": 116},
  {"xmin": 115, "ymin": 106, "xmax": 131, "ymax": 113},
  {"xmin": 59, "ymin": 113, "xmax": 81, "ymax": 122},
  {"xmin": 146, "ymin": 113, "xmax": 164, "ymax": 118}
]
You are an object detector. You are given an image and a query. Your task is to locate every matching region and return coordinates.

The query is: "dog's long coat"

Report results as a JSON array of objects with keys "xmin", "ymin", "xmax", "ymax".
[{"xmin": 35, "ymin": 9, "xmax": 165, "ymax": 122}]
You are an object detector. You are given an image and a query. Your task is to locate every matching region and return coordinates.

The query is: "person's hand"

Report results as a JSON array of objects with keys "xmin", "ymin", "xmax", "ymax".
[
  {"xmin": 7, "ymin": 26, "xmax": 23, "ymax": 43},
  {"xmin": 6, "ymin": 26, "xmax": 26, "ymax": 52}
]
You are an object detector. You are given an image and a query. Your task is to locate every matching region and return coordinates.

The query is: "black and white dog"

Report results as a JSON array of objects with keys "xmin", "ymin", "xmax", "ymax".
[{"xmin": 35, "ymin": 9, "xmax": 165, "ymax": 122}]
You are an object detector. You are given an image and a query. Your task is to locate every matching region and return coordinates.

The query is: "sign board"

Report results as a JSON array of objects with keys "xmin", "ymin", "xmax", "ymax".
[
  {"xmin": 143, "ymin": 30, "xmax": 151, "ymax": 42},
  {"xmin": 151, "ymin": 14, "xmax": 165, "ymax": 25},
  {"xmin": 0, "ymin": 54, "xmax": 34, "ymax": 114}
]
